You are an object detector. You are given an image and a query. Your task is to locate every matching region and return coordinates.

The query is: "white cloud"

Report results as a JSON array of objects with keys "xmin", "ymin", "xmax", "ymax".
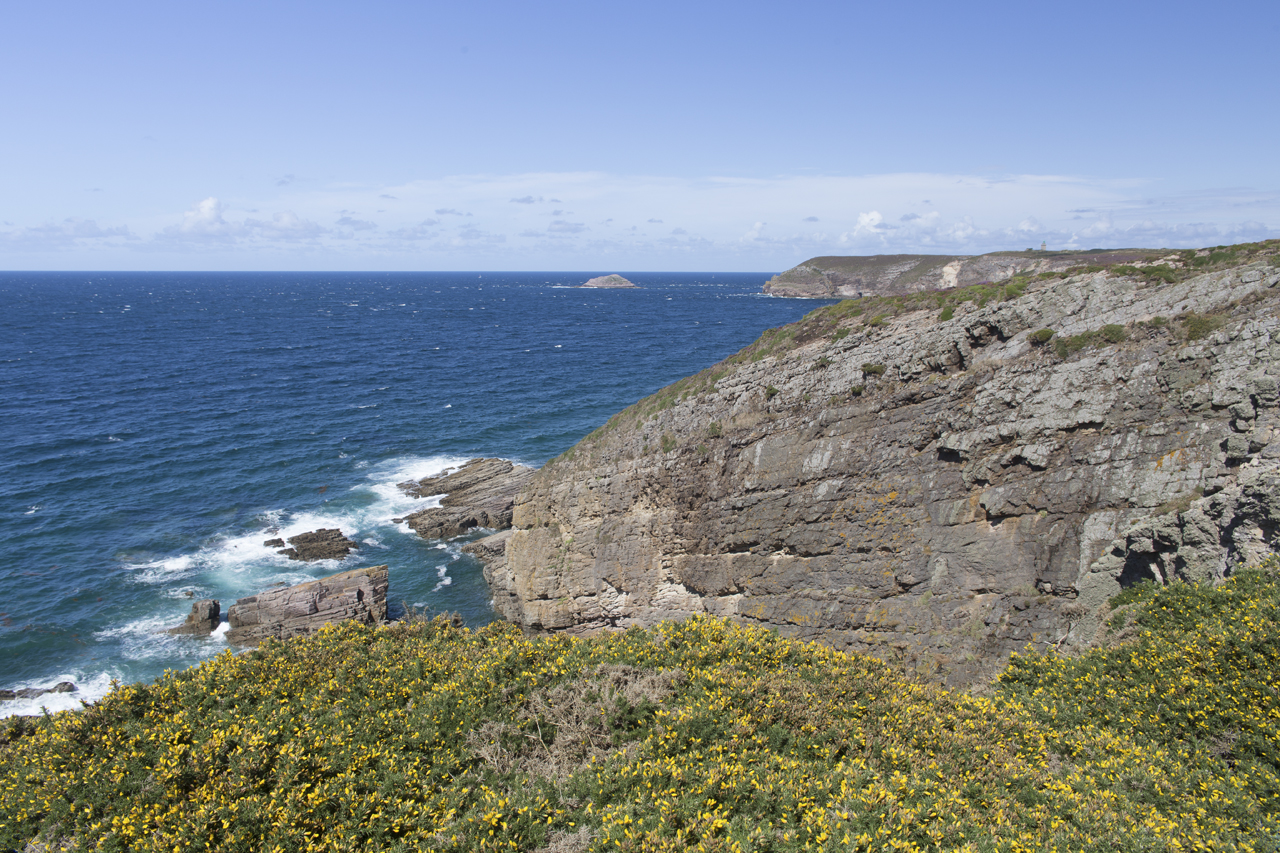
[
  {"xmin": 0, "ymin": 217, "xmax": 133, "ymax": 249},
  {"xmin": 4, "ymin": 172, "xmax": 1277, "ymax": 269}
]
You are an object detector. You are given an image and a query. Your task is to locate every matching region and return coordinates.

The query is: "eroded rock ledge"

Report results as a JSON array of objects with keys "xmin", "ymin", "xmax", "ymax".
[
  {"xmin": 486, "ymin": 247, "xmax": 1280, "ymax": 686},
  {"xmin": 397, "ymin": 458, "xmax": 535, "ymax": 540},
  {"xmin": 225, "ymin": 565, "xmax": 388, "ymax": 647}
]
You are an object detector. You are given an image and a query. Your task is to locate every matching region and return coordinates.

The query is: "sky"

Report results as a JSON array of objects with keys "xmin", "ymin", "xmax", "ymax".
[{"xmin": 2, "ymin": 0, "xmax": 1278, "ymax": 272}]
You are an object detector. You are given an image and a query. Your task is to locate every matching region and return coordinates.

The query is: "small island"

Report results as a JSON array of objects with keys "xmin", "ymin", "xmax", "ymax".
[{"xmin": 580, "ymin": 274, "xmax": 638, "ymax": 289}]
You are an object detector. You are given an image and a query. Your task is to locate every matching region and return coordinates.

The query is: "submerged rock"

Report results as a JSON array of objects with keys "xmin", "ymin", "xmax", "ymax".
[
  {"xmin": 0, "ymin": 681, "xmax": 76, "ymax": 701},
  {"xmin": 398, "ymin": 458, "xmax": 535, "ymax": 540},
  {"xmin": 166, "ymin": 598, "xmax": 221, "ymax": 636},
  {"xmin": 225, "ymin": 565, "xmax": 388, "ymax": 647}
]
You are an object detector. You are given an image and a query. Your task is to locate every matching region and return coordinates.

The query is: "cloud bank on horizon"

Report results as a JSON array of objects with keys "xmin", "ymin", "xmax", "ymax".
[
  {"xmin": 1, "ymin": 1, "xmax": 1277, "ymax": 271},
  {"xmin": 4, "ymin": 171, "xmax": 1276, "ymax": 271}
]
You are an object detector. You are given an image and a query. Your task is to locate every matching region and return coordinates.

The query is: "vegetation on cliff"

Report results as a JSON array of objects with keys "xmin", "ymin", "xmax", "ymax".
[{"xmin": 3, "ymin": 560, "xmax": 1278, "ymax": 852}]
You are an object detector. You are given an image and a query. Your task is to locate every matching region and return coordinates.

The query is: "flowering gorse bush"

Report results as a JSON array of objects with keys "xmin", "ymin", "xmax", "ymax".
[{"xmin": 2, "ymin": 563, "xmax": 1277, "ymax": 852}]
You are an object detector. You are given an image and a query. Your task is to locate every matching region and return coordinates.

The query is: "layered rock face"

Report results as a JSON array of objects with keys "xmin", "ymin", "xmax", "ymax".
[
  {"xmin": 225, "ymin": 565, "xmax": 388, "ymax": 646},
  {"xmin": 398, "ymin": 458, "xmax": 535, "ymax": 540},
  {"xmin": 763, "ymin": 249, "xmax": 1160, "ymax": 299},
  {"xmin": 490, "ymin": 253, "xmax": 1280, "ymax": 686}
]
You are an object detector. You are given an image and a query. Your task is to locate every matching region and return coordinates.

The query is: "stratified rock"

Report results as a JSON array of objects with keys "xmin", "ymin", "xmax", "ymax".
[
  {"xmin": 276, "ymin": 528, "xmax": 358, "ymax": 561},
  {"xmin": 225, "ymin": 565, "xmax": 388, "ymax": 646},
  {"xmin": 263, "ymin": 538, "xmax": 285, "ymax": 548},
  {"xmin": 0, "ymin": 682, "xmax": 77, "ymax": 701},
  {"xmin": 581, "ymin": 274, "xmax": 638, "ymax": 289},
  {"xmin": 487, "ymin": 246, "xmax": 1280, "ymax": 687},
  {"xmin": 398, "ymin": 458, "xmax": 535, "ymax": 540},
  {"xmin": 166, "ymin": 599, "xmax": 220, "ymax": 636},
  {"xmin": 762, "ymin": 249, "xmax": 1162, "ymax": 298}
]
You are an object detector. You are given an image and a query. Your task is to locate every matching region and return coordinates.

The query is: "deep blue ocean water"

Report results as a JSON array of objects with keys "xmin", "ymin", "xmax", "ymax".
[{"xmin": 0, "ymin": 271, "xmax": 832, "ymax": 715}]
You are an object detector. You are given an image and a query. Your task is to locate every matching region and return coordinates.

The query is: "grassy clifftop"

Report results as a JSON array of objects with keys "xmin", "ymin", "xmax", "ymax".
[{"xmin": 3, "ymin": 560, "xmax": 1279, "ymax": 851}]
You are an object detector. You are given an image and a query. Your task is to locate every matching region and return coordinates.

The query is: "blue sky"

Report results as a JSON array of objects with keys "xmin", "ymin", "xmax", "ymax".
[{"xmin": 2, "ymin": 0, "xmax": 1277, "ymax": 271}]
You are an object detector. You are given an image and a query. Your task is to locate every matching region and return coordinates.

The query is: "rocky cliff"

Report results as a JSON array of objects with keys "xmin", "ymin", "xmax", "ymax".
[
  {"xmin": 763, "ymin": 248, "xmax": 1163, "ymax": 299},
  {"xmin": 486, "ymin": 242, "xmax": 1280, "ymax": 686}
]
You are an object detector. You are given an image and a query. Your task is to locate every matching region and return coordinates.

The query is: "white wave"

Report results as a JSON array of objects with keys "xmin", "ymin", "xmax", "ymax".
[
  {"xmin": 127, "ymin": 555, "xmax": 196, "ymax": 584},
  {"xmin": 93, "ymin": 614, "xmax": 226, "ymax": 663},
  {"xmin": 431, "ymin": 562, "xmax": 452, "ymax": 592},
  {"xmin": 24, "ymin": 505, "xmax": 39, "ymax": 515},
  {"xmin": 0, "ymin": 672, "xmax": 118, "ymax": 719}
]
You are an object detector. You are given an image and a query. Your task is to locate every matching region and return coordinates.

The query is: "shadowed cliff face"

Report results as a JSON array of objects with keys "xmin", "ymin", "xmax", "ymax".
[{"xmin": 489, "ymin": 249, "xmax": 1280, "ymax": 687}]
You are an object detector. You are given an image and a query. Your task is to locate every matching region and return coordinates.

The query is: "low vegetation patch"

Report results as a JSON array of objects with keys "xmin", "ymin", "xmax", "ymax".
[
  {"xmin": 4, "ymin": 560, "xmax": 1279, "ymax": 851},
  {"xmin": 1181, "ymin": 311, "xmax": 1227, "ymax": 341},
  {"xmin": 1054, "ymin": 323, "xmax": 1130, "ymax": 358}
]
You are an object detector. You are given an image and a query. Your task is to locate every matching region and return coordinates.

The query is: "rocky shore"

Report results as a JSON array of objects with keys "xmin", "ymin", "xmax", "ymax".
[{"xmin": 396, "ymin": 458, "xmax": 534, "ymax": 539}]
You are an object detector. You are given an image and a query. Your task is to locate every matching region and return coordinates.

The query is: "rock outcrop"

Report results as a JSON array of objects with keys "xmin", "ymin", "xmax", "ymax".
[
  {"xmin": 581, "ymin": 274, "xmax": 638, "ymax": 288},
  {"xmin": 270, "ymin": 528, "xmax": 359, "ymax": 561},
  {"xmin": 225, "ymin": 565, "xmax": 388, "ymax": 646},
  {"xmin": 486, "ymin": 243, "xmax": 1280, "ymax": 686},
  {"xmin": 166, "ymin": 599, "xmax": 220, "ymax": 636},
  {"xmin": 398, "ymin": 458, "xmax": 535, "ymax": 540},
  {"xmin": 0, "ymin": 682, "xmax": 76, "ymax": 701},
  {"xmin": 763, "ymin": 249, "xmax": 1161, "ymax": 299}
]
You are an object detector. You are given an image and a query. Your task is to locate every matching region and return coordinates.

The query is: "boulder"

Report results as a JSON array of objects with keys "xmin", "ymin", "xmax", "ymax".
[
  {"xmin": 225, "ymin": 565, "xmax": 388, "ymax": 647},
  {"xmin": 397, "ymin": 458, "xmax": 535, "ymax": 540},
  {"xmin": 275, "ymin": 528, "xmax": 358, "ymax": 561},
  {"xmin": 166, "ymin": 598, "xmax": 220, "ymax": 636}
]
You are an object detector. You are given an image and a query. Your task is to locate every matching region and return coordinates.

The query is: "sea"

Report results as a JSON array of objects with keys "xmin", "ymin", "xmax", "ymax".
[{"xmin": 0, "ymin": 271, "xmax": 833, "ymax": 716}]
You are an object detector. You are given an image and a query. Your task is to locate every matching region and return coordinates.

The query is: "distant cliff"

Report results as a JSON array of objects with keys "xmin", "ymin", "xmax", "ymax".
[
  {"xmin": 480, "ymin": 242, "xmax": 1280, "ymax": 687},
  {"xmin": 763, "ymin": 248, "xmax": 1163, "ymax": 298}
]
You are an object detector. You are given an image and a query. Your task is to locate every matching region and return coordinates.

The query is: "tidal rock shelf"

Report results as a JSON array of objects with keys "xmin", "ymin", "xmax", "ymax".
[{"xmin": 396, "ymin": 458, "xmax": 534, "ymax": 540}]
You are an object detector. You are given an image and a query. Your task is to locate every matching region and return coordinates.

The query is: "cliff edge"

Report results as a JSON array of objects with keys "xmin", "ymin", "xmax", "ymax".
[
  {"xmin": 487, "ymin": 242, "xmax": 1280, "ymax": 686},
  {"xmin": 764, "ymin": 248, "xmax": 1163, "ymax": 298}
]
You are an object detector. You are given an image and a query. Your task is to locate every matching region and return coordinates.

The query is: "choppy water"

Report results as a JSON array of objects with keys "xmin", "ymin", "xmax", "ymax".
[{"xmin": 0, "ymin": 271, "xmax": 831, "ymax": 715}]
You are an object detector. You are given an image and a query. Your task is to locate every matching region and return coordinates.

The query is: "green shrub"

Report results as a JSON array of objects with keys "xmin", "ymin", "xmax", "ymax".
[
  {"xmin": 1028, "ymin": 328, "xmax": 1054, "ymax": 345},
  {"xmin": 660, "ymin": 433, "xmax": 677, "ymax": 453},
  {"xmin": 1100, "ymin": 323, "xmax": 1128, "ymax": 343},
  {"xmin": 849, "ymin": 384, "xmax": 865, "ymax": 397},
  {"xmin": 5, "ymin": 572, "xmax": 1278, "ymax": 853},
  {"xmin": 861, "ymin": 363, "xmax": 886, "ymax": 376},
  {"xmin": 1182, "ymin": 312, "xmax": 1226, "ymax": 341},
  {"xmin": 812, "ymin": 356, "xmax": 831, "ymax": 370},
  {"xmin": 939, "ymin": 306, "xmax": 954, "ymax": 322},
  {"xmin": 764, "ymin": 385, "xmax": 780, "ymax": 399},
  {"xmin": 866, "ymin": 314, "xmax": 887, "ymax": 327},
  {"xmin": 831, "ymin": 327, "xmax": 851, "ymax": 342},
  {"xmin": 707, "ymin": 421, "xmax": 722, "ymax": 438}
]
